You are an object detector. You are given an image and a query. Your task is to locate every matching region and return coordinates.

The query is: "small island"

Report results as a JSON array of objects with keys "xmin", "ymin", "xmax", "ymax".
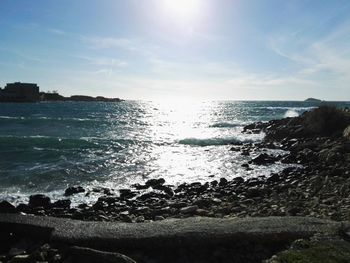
[
  {"xmin": 0, "ymin": 82, "xmax": 123, "ymax": 103},
  {"xmin": 304, "ymin": 97, "xmax": 322, "ymax": 102}
]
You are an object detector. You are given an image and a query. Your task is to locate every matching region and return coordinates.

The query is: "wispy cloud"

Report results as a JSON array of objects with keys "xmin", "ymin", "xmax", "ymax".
[
  {"xmin": 75, "ymin": 55, "xmax": 127, "ymax": 67},
  {"xmin": 82, "ymin": 36, "xmax": 136, "ymax": 50},
  {"xmin": 269, "ymin": 20, "xmax": 350, "ymax": 79}
]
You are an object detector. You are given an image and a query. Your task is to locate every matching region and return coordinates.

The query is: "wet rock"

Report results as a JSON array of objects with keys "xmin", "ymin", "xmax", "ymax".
[
  {"xmin": 219, "ymin": 178, "xmax": 228, "ymax": 186},
  {"xmin": 241, "ymin": 163, "xmax": 250, "ymax": 168},
  {"xmin": 0, "ymin": 201, "xmax": 17, "ymax": 214},
  {"xmin": 52, "ymin": 199, "xmax": 71, "ymax": 209},
  {"xmin": 152, "ymin": 185, "xmax": 174, "ymax": 197},
  {"xmin": 241, "ymin": 150, "xmax": 250, "ymax": 156},
  {"xmin": 233, "ymin": 177, "xmax": 244, "ymax": 184},
  {"xmin": 119, "ymin": 189, "xmax": 137, "ymax": 200},
  {"xmin": 29, "ymin": 194, "xmax": 51, "ymax": 208},
  {"xmin": 131, "ymin": 183, "xmax": 149, "ymax": 190},
  {"xmin": 145, "ymin": 178, "xmax": 165, "ymax": 188},
  {"xmin": 137, "ymin": 191, "xmax": 169, "ymax": 201},
  {"xmin": 92, "ymin": 201, "xmax": 107, "ymax": 211},
  {"xmin": 250, "ymin": 153, "xmax": 277, "ymax": 165},
  {"xmin": 64, "ymin": 186, "xmax": 85, "ymax": 196}
]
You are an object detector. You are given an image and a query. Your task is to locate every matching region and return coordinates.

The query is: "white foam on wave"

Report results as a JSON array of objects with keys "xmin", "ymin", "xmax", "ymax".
[
  {"xmin": 284, "ymin": 109, "xmax": 299, "ymax": 118},
  {"xmin": 209, "ymin": 122, "xmax": 245, "ymax": 128},
  {"xmin": 178, "ymin": 133, "xmax": 264, "ymax": 146},
  {"xmin": 264, "ymin": 106, "xmax": 316, "ymax": 111}
]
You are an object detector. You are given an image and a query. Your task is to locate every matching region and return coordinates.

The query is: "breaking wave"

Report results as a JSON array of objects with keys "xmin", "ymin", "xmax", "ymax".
[
  {"xmin": 209, "ymin": 122, "xmax": 244, "ymax": 128},
  {"xmin": 178, "ymin": 134, "xmax": 264, "ymax": 146},
  {"xmin": 284, "ymin": 109, "xmax": 300, "ymax": 118}
]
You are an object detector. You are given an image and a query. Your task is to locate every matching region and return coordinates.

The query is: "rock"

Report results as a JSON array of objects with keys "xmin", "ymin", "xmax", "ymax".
[
  {"xmin": 8, "ymin": 255, "xmax": 30, "ymax": 263},
  {"xmin": 267, "ymin": 173, "xmax": 280, "ymax": 183},
  {"xmin": 16, "ymin": 203, "xmax": 30, "ymax": 213},
  {"xmin": 219, "ymin": 178, "xmax": 228, "ymax": 186},
  {"xmin": 92, "ymin": 201, "xmax": 107, "ymax": 211},
  {"xmin": 241, "ymin": 163, "xmax": 250, "ymax": 168},
  {"xmin": 154, "ymin": 215, "xmax": 165, "ymax": 221},
  {"xmin": 233, "ymin": 177, "xmax": 244, "ymax": 184},
  {"xmin": 250, "ymin": 153, "xmax": 277, "ymax": 165},
  {"xmin": 135, "ymin": 216, "xmax": 145, "ymax": 223},
  {"xmin": 344, "ymin": 125, "xmax": 350, "ymax": 140},
  {"xmin": 0, "ymin": 201, "xmax": 17, "ymax": 213},
  {"xmin": 131, "ymin": 183, "xmax": 149, "ymax": 190},
  {"xmin": 180, "ymin": 205, "xmax": 198, "ymax": 214},
  {"xmin": 152, "ymin": 185, "xmax": 174, "ymax": 197},
  {"xmin": 52, "ymin": 199, "xmax": 71, "ymax": 209},
  {"xmin": 29, "ymin": 194, "xmax": 51, "ymax": 208},
  {"xmin": 119, "ymin": 189, "xmax": 137, "ymax": 200},
  {"xmin": 64, "ymin": 186, "xmax": 85, "ymax": 196},
  {"xmin": 145, "ymin": 178, "xmax": 165, "ymax": 188}
]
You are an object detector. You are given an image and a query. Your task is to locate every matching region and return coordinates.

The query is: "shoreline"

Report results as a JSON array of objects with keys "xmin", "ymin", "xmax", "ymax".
[
  {"xmin": 1, "ymin": 105, "xmax": 350, "ymax": 262},
  {"xmin": 1, "ymin": 106, "xmax": 349, "ymax": 223}
]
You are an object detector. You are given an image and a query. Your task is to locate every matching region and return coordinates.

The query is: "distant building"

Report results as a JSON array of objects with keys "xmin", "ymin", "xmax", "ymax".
[{"xmin": 0, "ymin": 82, "xmax": 40, "ymax": 102}]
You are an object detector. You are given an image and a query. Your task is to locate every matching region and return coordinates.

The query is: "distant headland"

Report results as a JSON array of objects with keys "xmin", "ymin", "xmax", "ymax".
[
  {"xmin": 0, "ymin": 82, "xmax": 122, "ymax": 103},
  {"xmin": 304, "ymin": 97, "xmax": 322, "ymax": 102}
]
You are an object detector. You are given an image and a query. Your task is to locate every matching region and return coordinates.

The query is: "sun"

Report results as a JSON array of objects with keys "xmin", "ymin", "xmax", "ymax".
[{"xmin": 161, "ymin": 0, "xmax": 202, "ymax": 22}]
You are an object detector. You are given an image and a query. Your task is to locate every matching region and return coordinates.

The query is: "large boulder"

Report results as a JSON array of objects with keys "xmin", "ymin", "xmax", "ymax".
[
  {"xmin": 0, "ymin": 200, "xmax": 17, "ymax": 213},
  {"xmin": 29, "ymin": 194, "xmax": 51, "ymax": 208}
]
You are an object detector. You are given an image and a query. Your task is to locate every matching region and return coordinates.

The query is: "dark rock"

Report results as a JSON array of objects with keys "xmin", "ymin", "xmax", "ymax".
[
  {"xmin": 64, "ymin": 186, "xmax": 85, "ymax": 196},
  {"xmin": 29, "ymin": 194, "xmax": 51, "ymax": 208},
  {"xmin": 119, "ymin": 189, "xmax": 137, "ymax": 200},
  {"xmin": 0, "ymin": 201, "xmax": 17, "ymax": 213},
  {"xmin": 250, "ymin": 153, "xmax": 277, "ymax": 165},
  {"xmin": 267, "ymin": 173, "xmax": 280, "ymax": 183},
  {"xmin": 241, "ymin": 163, "xmax": 250, "ymax": 168},
  {"xmin": 145, "ymin": 178, "xmax": 165, "ymax": 188},
  {"xmin": 241, "ymin": 150, "xmax": 250, "ymax": 156},
  {"xmin": 16, "ymin": 203, "xmax": 31, "ymax": 213},
  {"xmin": 152, "ymin": 185, "xmax": 174, "ymax": 197},
  {"xmin": 219, "ymin": 178, "xmax": 228, "ymax": 186},
  {"xmin": 52, "ymin": 199, "xmax": 71, "ymax": 209},
  {"xmin": 233, "ymin": 177, "xmax": 244, "ymax": 184},
  {"xmin": 131, "ymin": 183, "xmax": 149, "ymax": 190},
  {"xmin": 92, "ymin": 201, "xmax": 107, "ymax": 211}
]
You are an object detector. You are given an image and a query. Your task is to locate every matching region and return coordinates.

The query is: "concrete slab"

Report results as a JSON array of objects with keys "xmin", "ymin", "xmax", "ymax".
[{"xmin": 0, "ymin": 214, "xmax": 341, "ymax": 251}]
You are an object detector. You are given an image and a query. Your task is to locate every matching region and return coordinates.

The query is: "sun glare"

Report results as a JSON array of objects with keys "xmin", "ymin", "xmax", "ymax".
[{"xmin": 161, "ymin": 0, "xmax": 202, "ymax": 22}]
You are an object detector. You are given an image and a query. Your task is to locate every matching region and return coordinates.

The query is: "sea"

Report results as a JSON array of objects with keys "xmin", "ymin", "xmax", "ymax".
[{"xmin": 1, "ymin": 100, "xmax": 349, "ymax": 205}]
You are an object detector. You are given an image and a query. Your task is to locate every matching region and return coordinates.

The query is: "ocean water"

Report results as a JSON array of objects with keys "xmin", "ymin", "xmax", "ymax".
[{"xmin": 0, "ymin": 100, "xmax": 349, "ymax": 205}]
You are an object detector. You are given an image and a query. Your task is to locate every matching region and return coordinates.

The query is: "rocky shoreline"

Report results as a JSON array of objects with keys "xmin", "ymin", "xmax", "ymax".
[
  {"xmin": 1, "ymin": 106, "xmax": 350, "ymax": 262},
  {"xmin": 1, "ymin": 106, "xmax": 350, "ymax": 224}
]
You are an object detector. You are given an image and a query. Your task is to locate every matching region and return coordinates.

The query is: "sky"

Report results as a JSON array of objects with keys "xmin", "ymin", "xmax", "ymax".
[{"xmin": 0, "ymin": 0, "xmax": 350, "ymax": 100}]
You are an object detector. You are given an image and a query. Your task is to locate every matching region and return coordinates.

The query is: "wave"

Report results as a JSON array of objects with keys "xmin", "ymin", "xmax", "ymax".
[
  {"xmin": 263, "ymin": 106, "xmax": 316, "ymax": 111},
  {"xmin": 284, "ymin": 109, "xmax": 299, "ymax": 118},
  {"xmin": 0, "ymin": 115, "xmax": 94, "ymax": 122},
  {"xmin": 178, "ymin": 134, "xmax": 264, "ymax": 146},
  {"xmin": 0, "ymin": 135, "xmax": 100, "ymax": 150},
  {"xmin": 209, "ymin": 122, "xmax": 245, "ymax": 128}
]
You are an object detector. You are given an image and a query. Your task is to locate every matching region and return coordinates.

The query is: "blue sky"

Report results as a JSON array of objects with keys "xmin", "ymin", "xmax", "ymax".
[{"xmin": 0, "ymin": 0, "xmax": 350, "ymax": 100}]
